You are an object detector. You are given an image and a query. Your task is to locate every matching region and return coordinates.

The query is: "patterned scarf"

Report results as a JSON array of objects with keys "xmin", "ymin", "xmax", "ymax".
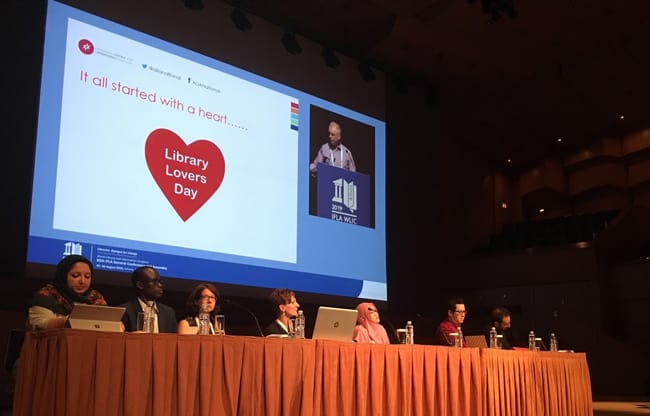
[{"xmin": 29, "ymin": 255, "xmax": 106, "ymax": 315}]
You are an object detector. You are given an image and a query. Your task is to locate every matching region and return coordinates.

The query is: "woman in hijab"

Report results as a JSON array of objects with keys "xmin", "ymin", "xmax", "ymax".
[
  {"xmin": 352, "ymin": 302, "xmax": 390, "ymax": 344},
  {"xmin": 28, "ymin": 255, "xmax": 107, "ymax": 330}
]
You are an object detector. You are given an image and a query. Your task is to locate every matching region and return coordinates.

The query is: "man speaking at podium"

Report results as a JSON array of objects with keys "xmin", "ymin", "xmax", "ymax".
[{"xmin": 310, "ymin": 121, "xmax": 356, "ymax": 173}]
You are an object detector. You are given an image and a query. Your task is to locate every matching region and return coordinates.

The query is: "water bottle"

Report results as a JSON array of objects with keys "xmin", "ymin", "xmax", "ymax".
[
  {"xmin": 198, "ymin": 302, "xmax": 211, "ymax": 335},
  {"xmin": 457, "ymin": 326, "xmax": 464, "ymax": 348},
  {"xmin": 528, "ymin": 331, "xmax": 536, "ymax": 351},
  {"xmin": 550, "ymin": 333, "xmax": 558, "ymax": 352},
  {"xmin": 489, "ymin": 326, "xmax": 498, "ymax": 348},
  {"xmin": 295, "ymin": 310, "xmax": 306, "ymax": 339},
  {"xmin": 405, "ymin": 321, "xmax": 414, "ymax": 344}
]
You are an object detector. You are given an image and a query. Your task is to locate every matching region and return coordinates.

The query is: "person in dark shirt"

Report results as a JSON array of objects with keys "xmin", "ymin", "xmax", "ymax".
[
  {"xmin": 178, "ymin": 282, "xmax": 221, "ymax": 334},
  {"xmin": 120, "ymin": 266, "xmax": 177, "ymax": 333},
  {"xmin": 486, "ymin": 306, "xmax": 513, "ymax": 349},
  {"xmin": 263, "ymin": 288, "xmax": 300, "ymax": 336}
]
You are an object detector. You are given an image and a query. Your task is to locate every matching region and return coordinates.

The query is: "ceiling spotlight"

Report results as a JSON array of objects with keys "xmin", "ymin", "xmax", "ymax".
[
  {"xmin": 281, "ymin": 31, "xmax": 302, "ymax": 55},
  {"xmin": 231, "ymin": 9, "xmax": 252, "ymax": 32},
  {"xmin": 321, "ymin": 47, "xmax": 340, "ymax": 69},
  {"xmin": 358, "ymin": 62, "xmax": 375, "ymax": 81},
  {"xmin": 183, "ymin": 0, "xmax": 204, "ymax": 10}
]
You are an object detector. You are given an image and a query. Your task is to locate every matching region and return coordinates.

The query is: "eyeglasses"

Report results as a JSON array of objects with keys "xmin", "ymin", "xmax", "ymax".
[
  {"xmin": 367, "ymin": 308, "xmax": 378, "ymax": 313},
  {"xmin": 454, "ymin": 310, "xmax": 467, "ymax": 315},
  {"xmin": 199, "ymin": 295, "xmax": 216, "ymax": 301}
]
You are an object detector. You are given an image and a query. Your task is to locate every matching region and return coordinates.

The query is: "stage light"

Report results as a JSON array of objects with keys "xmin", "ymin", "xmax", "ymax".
[
  {"xmin": 231, "ymin": 9, "xmax": 252, "ymax": 32},
  {"xmin": 321, "ymin": 47, "xmax": 340, "ymax": 69},
  {"xmin": 358, "ymin": 62, "xmax": 375, "ymax": 81},
  {"xmin": 281, "ymin": 31, "xmax": 302, "ymax": 55}
]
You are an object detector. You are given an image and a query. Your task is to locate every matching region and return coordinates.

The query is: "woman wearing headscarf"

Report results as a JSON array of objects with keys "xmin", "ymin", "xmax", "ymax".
[
  {"xmin": 28, "ymin": 255, "xmax": 107, "ymax": 330},
  {"xmin": 352, "ymin": 302, "xmax": 390, "ymax": 344}
]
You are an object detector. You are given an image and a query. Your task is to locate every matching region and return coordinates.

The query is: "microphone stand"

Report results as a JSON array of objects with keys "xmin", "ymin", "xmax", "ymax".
[
  {"xmin": 224, "ymin": 298, "xmax": 264, "ymax": 337},
  {"xmin": 379, "ymin": 317, "xmax": 401, "ymax": 344}
]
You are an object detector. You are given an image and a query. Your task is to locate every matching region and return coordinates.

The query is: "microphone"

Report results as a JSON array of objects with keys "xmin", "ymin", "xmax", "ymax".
[
  {"xmin": 415, "ymin": 312, "xmax": 437, "ymax": 325},
  {"xmin": 380, "ymin": 318, "xmax": 401, "ymax": 345},
  {"xmin": 223, "ymin": 298, "xmax": 264, "ymax": 337}
]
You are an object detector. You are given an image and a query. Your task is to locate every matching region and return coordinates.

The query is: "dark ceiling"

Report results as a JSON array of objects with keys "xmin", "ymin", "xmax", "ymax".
[{"xmin": 225, "ymin": 0, "xmax": 650, "ymax": 171}]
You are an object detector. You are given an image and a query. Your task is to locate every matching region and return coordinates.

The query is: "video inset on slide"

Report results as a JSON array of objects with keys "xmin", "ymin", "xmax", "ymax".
[{"xmin": 308, "ymin": 105, "xmax": 375, "ymax": 228}]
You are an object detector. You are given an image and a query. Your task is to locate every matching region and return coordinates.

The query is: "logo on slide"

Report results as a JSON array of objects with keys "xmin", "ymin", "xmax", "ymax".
[
  {"xmin": 78, "ymin": 39, "xmax": 95, "ymax": 55},
  {"xmin": 145, "ymin": 128, "xmax": 226, "ymax": 221},
  {"xmin": 331, "ymin": 178, "xmax": 357, "ymax": 213},
  {"xmin": 63, "ymin": 241, "xmax": 83, "ymax": 256}
]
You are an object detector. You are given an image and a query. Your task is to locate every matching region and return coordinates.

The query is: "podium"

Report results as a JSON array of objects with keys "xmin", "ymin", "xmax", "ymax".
[{"xmin": 316, "ymin": 163, "xmax": 371, "ymax": 227}]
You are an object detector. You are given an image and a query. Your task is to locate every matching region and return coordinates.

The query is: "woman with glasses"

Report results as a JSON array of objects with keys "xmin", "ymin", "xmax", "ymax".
[
  {"xmin": 434, "ymin": 296, "xmax": 468, "ymax": 347},
  {"xmin": 352, "ymin": 302, "xmax": 390, "ymax": 344},
  {"xmin": 178, "ymin": 283, "xmax": 221, "ymax": 334},
  {"xmin": 263, "ymin": 288, "xmax": 300, "ymax": 336}
]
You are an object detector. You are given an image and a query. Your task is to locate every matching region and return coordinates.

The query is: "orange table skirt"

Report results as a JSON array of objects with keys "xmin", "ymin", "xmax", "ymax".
[{"xmin": 13, "ymin": 330, "xmax": 592, "ymax": 416}]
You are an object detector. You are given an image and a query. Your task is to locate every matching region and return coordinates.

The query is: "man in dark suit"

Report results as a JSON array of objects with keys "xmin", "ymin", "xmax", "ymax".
[
  {"xmin": 486, "ymin": 306, "xmax": 514, "ymax": 349},
  {"xmin": 121, "ymin": 266, "xmax": 177, "ymax": 333}
]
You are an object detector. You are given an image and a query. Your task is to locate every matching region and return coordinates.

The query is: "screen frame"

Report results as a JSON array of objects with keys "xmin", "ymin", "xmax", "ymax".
[{"xmin": 25, "ymin": 0, "xmax": 388, "ymax": 305}]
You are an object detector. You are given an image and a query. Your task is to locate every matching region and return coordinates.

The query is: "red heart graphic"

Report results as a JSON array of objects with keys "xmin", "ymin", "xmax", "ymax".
[{"xmin": 145, "ymin": 128, "xmax": 225, "ymax": 221}]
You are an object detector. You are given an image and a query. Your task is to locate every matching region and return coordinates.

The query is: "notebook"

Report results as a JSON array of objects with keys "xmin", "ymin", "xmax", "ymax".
[
  {"xmin": 311, "ymin": 306, "xmax": 358, "ymax": 342},
  {"xmin": 68, "ymin": 303, "xmax": 126, "ymax": 332},
  {"xmin": 465, "ymin": 335, "xmax": 488, "ymax": 348}
]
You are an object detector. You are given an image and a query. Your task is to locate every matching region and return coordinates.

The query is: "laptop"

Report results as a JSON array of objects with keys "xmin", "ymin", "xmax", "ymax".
[
  {"xmin": 68, "ymin": 303, "xmax": 126, "ymax": 332},
  {"xmin": 311, "ymin": 306, "xmax": 358, "ymax": 342},
  {"xmin": 465, "ymin": 335, "xmax": 488, "ymax": 348}
]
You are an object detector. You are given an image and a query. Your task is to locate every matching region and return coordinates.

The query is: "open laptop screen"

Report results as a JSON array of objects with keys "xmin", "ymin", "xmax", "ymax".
[
  {"xmin": 311, "ymin": 306, "xmax": 358, "ymax": 342},
  {"xmin": 465, "ymin": 335, "xmax": 488, "ymax": 348},
  {"xmin": 68, "ymin": 303, "xmax": 126, "ymax": 332}
]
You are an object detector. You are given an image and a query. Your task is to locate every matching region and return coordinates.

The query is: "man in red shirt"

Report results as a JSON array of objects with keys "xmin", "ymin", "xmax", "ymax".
[{"xmin": 434, "ymin": 297, "xmax": 467, "ymax": 347}]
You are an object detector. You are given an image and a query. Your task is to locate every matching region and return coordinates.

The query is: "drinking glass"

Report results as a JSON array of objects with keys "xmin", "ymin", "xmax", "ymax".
[
  {"xmin": 450, "ymin": 332, "xmax": 461, "ymax": 347},
  {"xmin": 136, "ymin": 312, "xmax": 154, "ymax": 333},
  {"xmin": 396, "ymin": 329, "xmax": 407, "ymax": 344},
  {"xmin": 214, "ymin": 315, "xmax": 226, "ymax": 335}
]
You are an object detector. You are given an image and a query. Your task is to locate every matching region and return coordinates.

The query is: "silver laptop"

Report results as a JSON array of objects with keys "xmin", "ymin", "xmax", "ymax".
[
  {"xmin": 311, "ymin": 306, "xmax": 358, "ymax": 342},
  {"xmin": 68, "ymin": 303, "xmax": 126, "ymax": 332},
  {"xmin": 465, "ymin": 335, "xmax": 488, "ymax": 348}
]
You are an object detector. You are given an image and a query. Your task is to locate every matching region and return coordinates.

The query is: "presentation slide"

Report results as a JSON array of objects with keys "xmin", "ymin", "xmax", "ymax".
[{"xmin": 27, "ymin": 0, "xmax": 387, "ymax": 301}]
